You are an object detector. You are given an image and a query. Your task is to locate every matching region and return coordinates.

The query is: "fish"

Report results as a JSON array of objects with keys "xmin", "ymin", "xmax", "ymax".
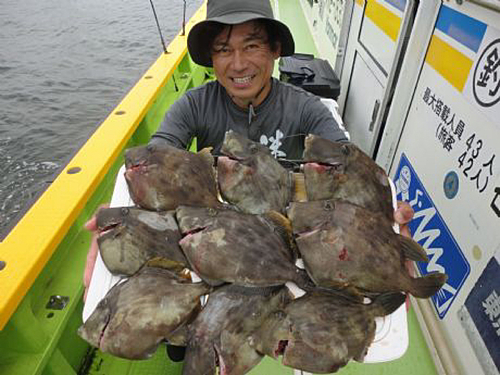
[
  {"xmin": 287, "ymin": 199, "xmax": 447, "ymax": 298},
  {"xmin": 251, "ymin": 290, "xmax": 406, "ymax": 373},
  {"xmin": 302, "ymin": 134, "xmax": 394, "ymax": 222},
  {"xmin": 96, "ymin": 206, "xmax": 188, "ymax": 276},
  {"xmin": 78, "ymin": 266, "xmax": 210, "ymax": 360},
  {"xmin": 124, "ymin": 143, "xmax": 221, "ymax": 211},
  {"xmin": 175, "ymin": 205, "xmax": 310, "ymax": 289},
  {"xmin": 182, "ymin": 284, "xmax": 292, "ymax": 375},
  {"xmin": 217, "ymin": 130, "xmax": 293, "ymax": 214}
]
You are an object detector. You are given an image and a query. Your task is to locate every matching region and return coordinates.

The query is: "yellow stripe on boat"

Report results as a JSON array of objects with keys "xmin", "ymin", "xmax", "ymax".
[
  {"xmin": 365, "ymin": 0, "xmax": 402, "ymax": 42},
  {"xmin": 425, "ymin": 34, "xmax": 473, "ymax": 92},
  {"xmin": 0, "ymin": 3, "xmax": 207, "ymax": 331}
]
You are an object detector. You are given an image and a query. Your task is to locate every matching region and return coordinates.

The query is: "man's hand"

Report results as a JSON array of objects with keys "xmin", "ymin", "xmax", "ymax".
[
  {"xmin": 394, "ymin": 201, "xmax": 415, "ymax": 310},
  {"xmin": 83, "ymin": 204, "xmax": 109, "ymax": 302},
  {"xmin": 394, "ymin": 201, "xmax": 414, "ymax": 238}
]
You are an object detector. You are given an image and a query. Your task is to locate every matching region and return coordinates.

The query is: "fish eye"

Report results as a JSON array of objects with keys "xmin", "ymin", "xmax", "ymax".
[
  {"xmin": 147, "ymin": 144, "xmax": 156, "ymax": 153},
  {"xmin": 341, "ymin": 144, "xmax": 350, "ymax": 156},
  {"xmin": 120, "ymin": 207, "xmax": 130, "ymax": 216},
  {"xmin": 323, "ymin": 200, "xmax": 335, "ymax": 211},
  {"xmin": 249, "ymin": 144, "xmax": 258, "ymax": 154},
  {"xmin": 274, "ymin": 311, "xmax": 286, "ymax": 320}
]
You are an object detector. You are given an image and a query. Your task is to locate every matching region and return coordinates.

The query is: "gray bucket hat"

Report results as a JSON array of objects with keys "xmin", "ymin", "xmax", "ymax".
[{"xmin": 187, "ymin": 0, "xmax": 295, "ymax": 67}]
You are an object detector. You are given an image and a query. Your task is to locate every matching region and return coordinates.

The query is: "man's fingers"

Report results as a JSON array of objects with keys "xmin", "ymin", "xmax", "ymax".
[
  {"xmin": 84, "ymin": 233, "xmax": 99, "ymax": 288},
  {"xmin": 394, "ymin": 201, "xmax": 414, "ymax": 225},
  {"xmin": 399, "ymin": 223, "xmax": 412, "ymax": 238},
  {"xmin": 84, "ymin": 203, "xmax": 110, "ymax": 231}
]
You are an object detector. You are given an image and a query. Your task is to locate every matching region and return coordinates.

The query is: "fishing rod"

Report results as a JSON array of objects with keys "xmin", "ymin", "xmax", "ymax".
[
  {"xmin": 148, "ymin": 0, "xmax": 189, "ymax": 53},
  {"xmin": 148, "ymin": 0, "xmax": 168, "ymax": 54}
]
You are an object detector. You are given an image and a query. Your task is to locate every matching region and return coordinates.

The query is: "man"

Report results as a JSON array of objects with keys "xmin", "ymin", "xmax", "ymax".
[
  {"xmin": 83, "ymin": 0, "xmax": 415, "ymax": 362},
  {"xmin": 149, "ymin": 0, "xmax": 348, "ymax": 159}
]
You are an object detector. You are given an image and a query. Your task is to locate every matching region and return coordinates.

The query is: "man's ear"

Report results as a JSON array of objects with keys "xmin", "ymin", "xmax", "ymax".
[{"xmin": 272, "ymin": 41, "xmax": 282, "ymax": 60}]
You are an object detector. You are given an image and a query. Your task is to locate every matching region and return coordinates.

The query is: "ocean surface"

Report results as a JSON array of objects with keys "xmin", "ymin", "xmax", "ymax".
[{"xmin": 0, "ymin": 0, "xmax": 203, "ymax": 235}]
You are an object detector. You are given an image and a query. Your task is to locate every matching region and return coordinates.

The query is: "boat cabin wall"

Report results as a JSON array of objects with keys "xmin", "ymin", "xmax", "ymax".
[{"xmin": 298, "ymin": 1, "xmax": 500, "ymax": 375}]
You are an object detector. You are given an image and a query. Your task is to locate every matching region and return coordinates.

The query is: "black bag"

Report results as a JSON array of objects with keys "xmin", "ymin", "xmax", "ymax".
[{"xmin": 279, "ymin": 53, "xmax": 341, "ymax": 100}]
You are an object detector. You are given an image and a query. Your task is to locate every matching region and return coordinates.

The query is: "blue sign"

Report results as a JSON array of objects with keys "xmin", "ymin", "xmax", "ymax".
[
  {"xmin": 464, "ymin": 257, "xmax": 500, "ymax": 372},
  {"xmin": 394, "ymin": 153, "xmax": 470, "ymax": 318}
]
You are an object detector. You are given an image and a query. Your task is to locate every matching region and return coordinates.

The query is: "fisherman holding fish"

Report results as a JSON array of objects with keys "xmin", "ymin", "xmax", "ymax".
[{"xmin": 83, "ymin": 0, "xmax": 415, "ymax": 362}]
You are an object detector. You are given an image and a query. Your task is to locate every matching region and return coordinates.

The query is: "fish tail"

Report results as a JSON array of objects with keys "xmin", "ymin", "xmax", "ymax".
[
  {"xmin": 398, "ymin": 235, "xmax": 428, "ymax": 262},
  {"xmin": 371, "ymin": 292, "xmax": 406, "ymax": 317},
  {"xmin": 408, "ymin": 272, "xmax": 448, "ymax": 298}
]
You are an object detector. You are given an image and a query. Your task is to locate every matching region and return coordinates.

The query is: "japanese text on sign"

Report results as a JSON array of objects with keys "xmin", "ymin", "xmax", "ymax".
[
  {"xmin": 423, "ymin": 87, "xmax": 497, "ymax": 194},
  {"xmin": 473, "ymin": 38, "xmax": 500, "ymax": 108},
  {"xmin": 483, "ymin": 290, "xmax": 500, "ymax": 336}
]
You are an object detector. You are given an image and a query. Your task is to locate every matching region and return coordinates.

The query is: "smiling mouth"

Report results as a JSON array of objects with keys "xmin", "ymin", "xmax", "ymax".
[{"xmin": 231, "ymin": 75, "xmax": 254, "ymax": 85}]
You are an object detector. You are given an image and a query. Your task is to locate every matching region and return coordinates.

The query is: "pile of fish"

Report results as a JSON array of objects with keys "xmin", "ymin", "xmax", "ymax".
[{"xmin": 79, "ymin": 131, "xmax": 447, "ymax": 374}]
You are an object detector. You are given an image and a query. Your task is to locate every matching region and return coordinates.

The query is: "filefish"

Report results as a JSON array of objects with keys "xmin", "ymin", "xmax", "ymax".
[
  {"xmin": 182, "ymin": 284, "xmax": 292, "ymax": 375},
  {"xmin": 287, "ymin": 199, "xmax": 447, "ymax": 298},
  {"xmin": 124, "ymin": 143, "xmax": 221, "ymax": 211},
  {"xmin": 176, "ymin": 205, "xmax": 310, "ymax": 289},
  {"xmin": 96, "ymin": 206, "xmax": 187, "ymax": 276},
  {"xmin": 302, "ymin": 134, "xmax": 394, "ymax": 222},
  {"xmin": 78, "ymin": 266, "xmax": 210, "ymax": 360},
  {"xmin": 251, "ymin": 290, "xmax": 406, "ymax": 373},
  {"xmin": 217, "ymin": 130, "xmax": 293, "ymax": 214}
]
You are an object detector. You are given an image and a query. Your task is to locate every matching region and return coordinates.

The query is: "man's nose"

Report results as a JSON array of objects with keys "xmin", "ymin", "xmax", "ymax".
[{"xmin": 231, "ymin": 49, "xmax": 248, "ymax": 71}]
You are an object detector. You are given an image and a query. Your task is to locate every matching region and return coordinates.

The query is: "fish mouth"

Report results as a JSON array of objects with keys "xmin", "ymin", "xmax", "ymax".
[
  {"xmin": 179, "ymin": 225, "xmax": 208, "ymax": 245},
  {"xmin": 214, "ymin": 344, "xmax": 227, "ymax": 375},
  {"xmin": 304, "ymin": 161, "xmax": 343, "ymax": 172},
  {"xmin": 275, "ymin": 340, "xmax": 289, "ymax": 357},
  {"xmin": 124, "ymin": 160, "xmax": 150, "ymax": 178},
  {"xmin": 295, "ymin": 228, "xmax": 320, "ymax": 239},
  {"xmin": 98, "ymin": 221, "xmax": 121, "ymax": 236}
]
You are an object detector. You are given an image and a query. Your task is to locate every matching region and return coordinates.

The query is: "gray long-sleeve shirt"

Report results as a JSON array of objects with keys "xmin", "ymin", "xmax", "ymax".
[{"xmin": 151, "ymin": 78, "xmax": 347, "ymax": 160}]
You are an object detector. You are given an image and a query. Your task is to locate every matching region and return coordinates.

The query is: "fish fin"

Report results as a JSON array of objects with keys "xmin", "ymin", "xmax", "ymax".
[
  {"xmin": 310, "ymin": 286, "xmax": 365, "ymax": 303},
  {"xmin": 145, "ymin": 257, "xmax": 187, "ymax": 272},
  {"xmin": 263, "ymin": 211, "xmax": 296, "ymax": 257},
  {"xmin": 291, "ymin": 172, "xmax": 307, "ymax": 202},
  {"xmin": 371, "ymin": 292, "xmax": 406, "ymax": 316},
  {"xmin": 166, "ymin": 324, "xmax": 190, "ymax": 347},
  {"xmin": 409, "ymin": 272, "xmax": 448, "ymax": 298},
  {"xmin": 264, "ymin": 211, "xmax": 292, "ymax": 232},
  {"xmin": 398, "ymin": 235, "xmax": 429, "ymax": 262}
]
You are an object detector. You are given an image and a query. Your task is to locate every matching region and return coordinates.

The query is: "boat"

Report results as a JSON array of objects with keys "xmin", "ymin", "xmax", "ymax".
[{"xmin": 1, "ymin": 0, "xmax": 499, "ymax": 374}]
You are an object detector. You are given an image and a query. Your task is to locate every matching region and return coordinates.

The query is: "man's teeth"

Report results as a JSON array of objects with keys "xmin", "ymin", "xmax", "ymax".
[{"xmin": 233, "ymin": 76, "xmax": 253, "ymax": 84}]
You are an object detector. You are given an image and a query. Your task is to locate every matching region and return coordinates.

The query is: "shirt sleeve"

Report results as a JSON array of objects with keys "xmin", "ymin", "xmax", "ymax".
[
  {"xmin": 301, "ymin": 96, "xmax": 349, "ymax": 142},
  {"xmin": 149, "ymin": 92, "xmax": 198, "ymax": 149}
]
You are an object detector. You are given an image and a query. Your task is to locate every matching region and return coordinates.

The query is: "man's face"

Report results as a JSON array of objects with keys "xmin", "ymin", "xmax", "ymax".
[{"xmin": 211, "ymin": 21, "xmax": 281, "ymax": 109}]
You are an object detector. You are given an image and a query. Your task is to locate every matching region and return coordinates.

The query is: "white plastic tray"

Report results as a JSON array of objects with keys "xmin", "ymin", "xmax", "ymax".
[{"xmin": 83, "ymin": 166, "xmax": 408, "ymax": 366}]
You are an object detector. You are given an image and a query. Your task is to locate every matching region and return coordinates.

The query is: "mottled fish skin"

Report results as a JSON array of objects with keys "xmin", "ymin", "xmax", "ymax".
[
  {"xmin": 124, "ymin": 144, "xmax": 221, "ymax": 211},
  {"xmin": 78, "ymin": 267, "xmax": 210, "ymax": 360},
  {"xmin": 287, "ymin": 200, "xmax": 447, "ymax": 298},
  {"xmin": 217, "ymin": 130, "xmax": 292, "ymax": 214},
  {"xmin": 175, "ymin": 206, "xmax": 310, "ymax": 289},
  {"xmin": 302, "ymin": 135, "xmax": 394, "ymax": 222},
  {"xmin": 183, "ymin": 285, "xmax": 292, "ymax": 375},
  {"xmin": 97, "ymin": 207, "xmax": 187, "ymax": 276},
  {"xmin": 251, "ymin": 290, "xmax": 405, "ymax": 374}
]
